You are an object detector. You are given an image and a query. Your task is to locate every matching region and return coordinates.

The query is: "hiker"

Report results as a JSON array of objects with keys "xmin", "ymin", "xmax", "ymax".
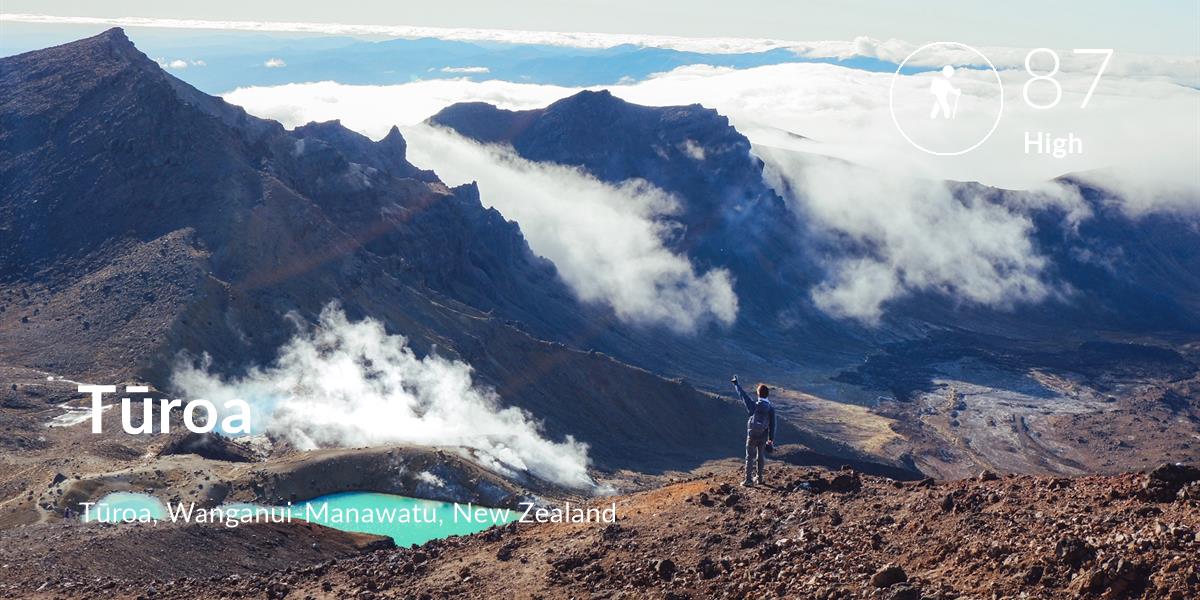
[{"xmin": 732, "ymin": 375, "xmax": 775, "ymax": 486}]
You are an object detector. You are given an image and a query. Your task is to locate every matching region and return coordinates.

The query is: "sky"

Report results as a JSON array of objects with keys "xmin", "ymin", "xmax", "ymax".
[{"xmin": 3, "ymin": 0, "xmax": 1198, "ymax": 56}]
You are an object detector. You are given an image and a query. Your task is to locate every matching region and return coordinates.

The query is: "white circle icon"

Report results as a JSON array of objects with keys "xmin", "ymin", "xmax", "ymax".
[{"xmin": 889, "ymin": 42, "xmax": 1004, "ymax": 156}]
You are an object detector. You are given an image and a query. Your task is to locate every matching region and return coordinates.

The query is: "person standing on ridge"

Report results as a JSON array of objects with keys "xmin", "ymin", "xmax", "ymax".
[{"xmin": 733, "ymin": 375, "xmax": 776, "ymax": 487}]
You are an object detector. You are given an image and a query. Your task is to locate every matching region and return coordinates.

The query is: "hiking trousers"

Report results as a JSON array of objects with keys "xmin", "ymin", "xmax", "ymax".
[{"xmin": 745, "ymin": 434, "xmax": 767, "ymax": 482}]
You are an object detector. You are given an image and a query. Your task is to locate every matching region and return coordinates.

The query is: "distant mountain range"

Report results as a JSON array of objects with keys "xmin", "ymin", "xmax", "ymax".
[
  {"xmin": 3, "ymin": 28, "xmax": 894, "ymax": 477},
  {"xmin": 0, "ymin": 25, "xmax": 927, "ymax": 94},
  {"xmin": 429, "ymin": 90, "xmax": 1200, "ymax": 341},
  {"xmin": 2, "ymin": 29, "xmax": 1197, "ymax": 480}
]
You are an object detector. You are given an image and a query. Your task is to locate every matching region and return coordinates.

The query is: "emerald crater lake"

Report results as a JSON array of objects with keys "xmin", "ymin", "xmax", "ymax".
[{"xmin": 81, "ymin": 491, "xmax": 516, "ymax": 546}]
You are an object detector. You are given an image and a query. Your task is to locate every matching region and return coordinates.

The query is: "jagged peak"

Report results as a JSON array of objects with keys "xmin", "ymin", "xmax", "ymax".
[
  {"xmin": 69, "ymin": 27, "xmax": 155, "ymax": 68},
  {"xmin": 94, "ymin": 27, "xmax": 133, "ymax": 46},
  {"xmin": 1, "ymin": 25, "xmax": 162, "ymax": 80},
  {"xmin": 382, "ymin": 125, "xmax": 404, "ymax": 142}
]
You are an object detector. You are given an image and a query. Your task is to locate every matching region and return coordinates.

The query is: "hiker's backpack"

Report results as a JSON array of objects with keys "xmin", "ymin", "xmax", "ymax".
[{"xmin": 747, "ymin": 399, "xmax": 772, "ymax": 436}]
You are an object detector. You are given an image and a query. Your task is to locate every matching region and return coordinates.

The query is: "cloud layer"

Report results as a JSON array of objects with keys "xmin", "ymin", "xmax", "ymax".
[
  {"xmin": 224, "ymin": 61, "xmax": 1199, "ymax": 210},
  {"xmin": 172, "ymin": 304, "xmax": 596, "ymax": 489},
  {"xmin": 761, "ymin": 150, "xmax": 1070, "ymax": 321},
  {"xmin": 4, "ymin": 13, "xmax": 1196, "ymax": 84},
  {"xmin": 403, "ymin": 125, "xmax": 738, "ymax": 332},
  {"xmin": 221, "ymin": 58, "xmax": 1197, "ymax": 323}
]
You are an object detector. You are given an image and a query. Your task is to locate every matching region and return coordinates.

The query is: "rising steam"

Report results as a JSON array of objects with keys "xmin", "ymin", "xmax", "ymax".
[{"xmin": 171, "ymin": 304, "xmax": 596, "ymax": 489}]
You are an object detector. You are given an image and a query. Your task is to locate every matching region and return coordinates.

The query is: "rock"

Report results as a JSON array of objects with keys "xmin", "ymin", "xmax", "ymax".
[
  {"xmin": 794, "ymin": 477, "xmax": 830, "ymax": 493},
  {"xmin": 739, "ymin": 531, "xmax": 766, "ymax": 549},
  {"xmin": 1139, "ymin": 463, "xmax": 1200, "ymax": 502},
  {"xmin": 871, "ymin": 564, "xmax": 908, "ymax": 588},
  {"xmin": 654, "ymin": 559, "xmax": 676, "ymax": 581},
  {"xmin": 978, "ymin": 470, "xmax": 1000, "ymax": 482},
  {"xmin": 889, "ymin": 584, "xmax": 921, "ymax": 600},
  {"xmin": 496, "ymin": 540, "xmax": 519, "ymax": 561},
  {"xmin": 1149, "ymin": 463, "xmax": 1200, "ymax": 485},
  {"xmin": 940, "ymin": 494, "xmax": 955, "ymax": 512},
  {"xmin": 1102, "ymin": 558, "xmax": 1149, "ymax": 599},
  {"xmin": 1177, "ymin": 481, "xmax": 1200, "ymax": 501},
  {"xmin": 157, "ymin": 432, "xmax": 257, "ymax": 462},
  {"xmin": 697, "ymin": 557, "xmax": 719, "ymax": 580},
  {"xmin": 1055, "ymin": 537, "xmax": 1095, "ymax": 570},
  {"xmin": 1081, "ymin": 569, "xmax": 1107, "ymax": 594},
  {"xmin": 829, "ymin": 473, "xmax": 861, "ymax": 493},
  {"xmin": 1023, "ymin": 564, "xmax": 1045, "ymax": 585}
]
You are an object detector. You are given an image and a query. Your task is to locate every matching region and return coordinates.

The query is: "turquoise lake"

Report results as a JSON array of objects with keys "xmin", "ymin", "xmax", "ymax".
[
  {"xmin": 82, "ymin": 491, "xmax": 516, "ymax": 547},
  {"xmin": 278, "ymin": 492, "xmax": 518, "ymax": 547},
  {"xmin": 81, "ymin": 491, "xmax": 167, "ymax": 522}
]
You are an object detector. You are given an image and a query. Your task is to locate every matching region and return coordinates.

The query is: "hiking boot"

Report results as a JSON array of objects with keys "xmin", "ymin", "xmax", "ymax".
[
  {"xmin": 755, "ymin": 476, "xmax": 766, "ymax": 486},
  {"xmin": 740, "ymin": 480, "xmax": 754, "ymax": 487}
]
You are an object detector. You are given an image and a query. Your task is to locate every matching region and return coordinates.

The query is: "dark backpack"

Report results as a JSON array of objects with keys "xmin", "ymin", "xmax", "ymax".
[{"xmin": 747, "ymin": 399, "xmax": 771, "ymax": 436}]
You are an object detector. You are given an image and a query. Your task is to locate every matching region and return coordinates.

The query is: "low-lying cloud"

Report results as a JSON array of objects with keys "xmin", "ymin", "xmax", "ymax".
[
  {"xmin": 403, "ymin": 125, "xmax": 738, "ymax": 332},
  {"xmin": 221, "ymin": 58, "xmax": 1197, "ymax": 323},
  {"xmin": 172, "ymin": 304, "xmax": 596, "ymax": 489},
  {"xmin": 761, "ymin": 149, "xmax": 1065, "ymax": 322},
  {"xmin": 223, "ymin": 61, "xmax": 1199, "ymax": 214}
]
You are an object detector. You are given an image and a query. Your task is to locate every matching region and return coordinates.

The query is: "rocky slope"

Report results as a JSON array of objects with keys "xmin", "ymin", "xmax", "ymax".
[
  {"xmin": 428, "ymin": 92, "xmax": 857, "ymax": 370},
  {"xmin": 8, "ymin": 463, "xmax": 1197, "ymax": 599}
]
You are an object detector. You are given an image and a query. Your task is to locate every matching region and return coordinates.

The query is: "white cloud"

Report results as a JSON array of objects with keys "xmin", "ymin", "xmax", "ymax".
[
  {"xmin": 680, "ymin": 139, "xmax": 706, "ymax": 161},
  {"xmin": 225, "ymin": 84, "xmax": 737, "ymax": 331},
  {"xmin": 224, "ymin": 79, "xmax": 568, "ymax": 137},
  {"xmin": 221, "ymin": 59, "xmax": 1197, "ymax": 323},
  {"xmin": 263, "ymin": 57, "xmax": 286, "ymax": 68},
  {"xmin": 172, "ymin": 303, "xmax": 597, "ymax": 489},
  {"xmin": 403, "ymin": 125, "xmax": 738, "ymax": 332},
  {"xmin": 760, "ymin": 149, "xmax": 1065, "ymax": 322},
  {"xmin": 441, "ymin": 66, "xmax": 490, "ymax": 74},
  {"xmin": 155, "ymin": 57, "xmax": 197, "ymax": 69},
  {"xmin": 223, "ymin": 62, "xmax": 1199, "ymax": 211}
]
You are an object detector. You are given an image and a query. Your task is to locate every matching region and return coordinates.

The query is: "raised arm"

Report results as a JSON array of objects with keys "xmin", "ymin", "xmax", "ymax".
[{"xmin": 732, "ymin": 379, "xmax": 755, "ymax": 413}]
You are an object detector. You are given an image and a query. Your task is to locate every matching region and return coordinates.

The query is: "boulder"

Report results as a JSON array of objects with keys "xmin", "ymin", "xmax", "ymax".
[
  {"xmin": 871, "ymin": 564, "xmax": 908, "ymax": 588},
  {"xmin": 829, "ymin": 473, "xmax": 862, "ymax": 493},
  {"xmin": 1138, "ymin": 463, "xmax": 1200, "ymax": 502},
  {"xmin": 157, "ymin": 432, "xmax": 257, "ymax": 462}
]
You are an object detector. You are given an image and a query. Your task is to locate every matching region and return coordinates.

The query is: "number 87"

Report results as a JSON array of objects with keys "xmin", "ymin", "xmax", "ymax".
[{"xmin": 1023, "ymin": 48, "xmax": 1113, "ymax": 110}]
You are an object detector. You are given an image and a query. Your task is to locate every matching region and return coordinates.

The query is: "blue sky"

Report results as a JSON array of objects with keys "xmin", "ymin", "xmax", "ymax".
[{"xmin": 3, "ymin": 0, "xmax": 1197, "ymax": 56}]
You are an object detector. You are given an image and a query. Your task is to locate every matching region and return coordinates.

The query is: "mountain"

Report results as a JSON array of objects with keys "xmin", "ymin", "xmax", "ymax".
[
  {"xmin": 430, "ymin": 93, "xmax": 1200, "ymax": 339},
  {"xmin": 429, "ymin": 91, "xmax": 798, "ymax": 282},
  {"xmin": 428, "ymin": 92, "xmax": 865, "ymax": 371},
  {"xmin": 429, "ymin": 93, "xmax": 1200, "ymax": 478},
  {"xmin": 0, "ymin": 29, "xmax": 889, "ymax": 477}
]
